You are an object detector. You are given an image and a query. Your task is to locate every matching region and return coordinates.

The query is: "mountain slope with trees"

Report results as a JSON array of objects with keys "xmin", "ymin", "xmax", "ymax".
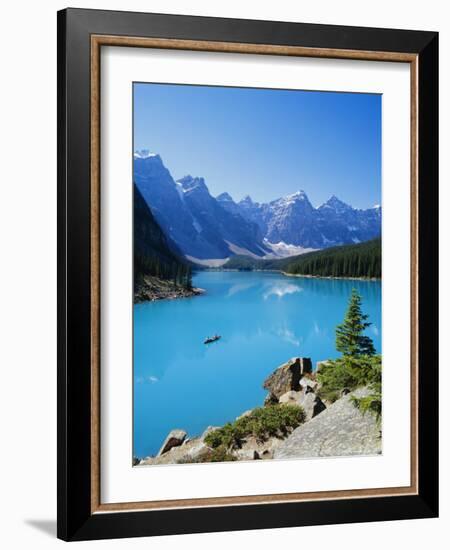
[
  {"xmin": 317, "ymin": 288, "xmax": 382, "ymax": 418},
  {"xmin": 134, "ymin": 183, "xmax": 194, "ymax": 301},
  {"xmin": 224, "ymin": 238, "xmax": 381, "ymax": 279}
]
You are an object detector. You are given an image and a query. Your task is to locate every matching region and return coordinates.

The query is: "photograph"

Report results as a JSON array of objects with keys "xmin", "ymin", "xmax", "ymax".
[{"xmin": 132, "ymin": 83, "xmax": 382, "ymax": 466}]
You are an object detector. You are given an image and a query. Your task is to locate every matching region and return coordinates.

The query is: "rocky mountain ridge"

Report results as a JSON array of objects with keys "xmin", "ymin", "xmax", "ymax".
[{"xmin": 134, "ymin": 151, "xmax": 381, "ymax": 262}]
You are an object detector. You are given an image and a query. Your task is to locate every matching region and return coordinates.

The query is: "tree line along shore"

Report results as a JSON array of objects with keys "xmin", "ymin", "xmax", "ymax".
[
  {"xmin": 133, "ymin": 183, "xmax": 381, "ymax": 303},
  {"xmin": 223, "ymin": 238, "xmax": 381, "ymax": 279}
]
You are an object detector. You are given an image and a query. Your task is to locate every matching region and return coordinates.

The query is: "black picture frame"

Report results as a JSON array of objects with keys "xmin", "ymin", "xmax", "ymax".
[{"xmin": 57, "ymin": 7, "xmax": 438, "ymax": 542}]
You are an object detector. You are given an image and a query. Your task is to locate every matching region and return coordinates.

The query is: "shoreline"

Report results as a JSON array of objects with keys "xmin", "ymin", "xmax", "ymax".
[
  {"xmin": 207, "ymin": 267, "xmax": 380, "ymax": 282},
  {"xmin": 135, "ymin": 287, "xmax": 204, "ymax": 304},
  {"xmin": 134, "ymin": 270, "xmax": 379, "ymax": 304},
  {"xmin": 281, "ymin": 272, "xmax": 380, "ymax": 282},
  {"xmin": 134, "ymin": 275, "xmax": 205, "ymax": 304},
  {"xmin": 135, "ymin": 356, "xmax": 381, "ymax": 465}
]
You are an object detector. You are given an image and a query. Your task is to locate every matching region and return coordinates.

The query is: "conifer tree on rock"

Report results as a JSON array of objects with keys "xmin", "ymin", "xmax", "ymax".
[{"xmin": 336, "ymin": 288, "xmax": 376, "ymax": 357}]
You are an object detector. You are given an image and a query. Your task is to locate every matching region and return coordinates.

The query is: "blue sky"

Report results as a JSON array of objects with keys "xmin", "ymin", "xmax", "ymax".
[{"xmin": 134, "ymin": 83, "xmax": 381, "ymax": 209}]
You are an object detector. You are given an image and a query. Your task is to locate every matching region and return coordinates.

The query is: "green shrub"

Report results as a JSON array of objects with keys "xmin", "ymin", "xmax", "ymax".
[
  {"xmin": 317, "ymin": 354, "xmax": 381, "ymax": 403},
  {"xmin": 351, "ymin": 391, "xmax": 382, "ymax": 421},
  {"xmin": 350, "ymin": 358, "xmax": 382, "ymax": 421},
  {"xmin": 200, "ymin": 447, "xmax": 238, "ymax": 462},
  {"xmin": 178, "ymin": 446, "xmax": 238, "ymax": 464},
  {"xmin": 316, "ymin": 288, "xmax": 382, "ymax": 418},
  {"xmin": 204, "ymin": 404, "xmax": 305, "ymax": 450}
]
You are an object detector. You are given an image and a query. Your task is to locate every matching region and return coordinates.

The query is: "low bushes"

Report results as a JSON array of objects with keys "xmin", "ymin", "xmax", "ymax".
[
  {"xmin": 317, "ymin": 354, "xmax": 382, "ymax": 420},
  {"xmin": 204, "ymin": 404, "xmax": 306, "ymax": 450}
]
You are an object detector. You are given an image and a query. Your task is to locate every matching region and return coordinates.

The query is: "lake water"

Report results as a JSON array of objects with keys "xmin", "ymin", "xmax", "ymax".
[{"xmin": 134, "ymin": 271, "xmax": 381, "ymax": 458}]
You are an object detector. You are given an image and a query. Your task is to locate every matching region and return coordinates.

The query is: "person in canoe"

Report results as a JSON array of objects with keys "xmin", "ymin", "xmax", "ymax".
[{"xmin": 204, "ymin": 334, "xmax": 221, "ymax": 344}]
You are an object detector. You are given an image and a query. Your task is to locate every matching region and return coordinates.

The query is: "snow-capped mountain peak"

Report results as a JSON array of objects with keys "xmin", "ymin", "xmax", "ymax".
[
  {"xmin": 134, "ymin": 149, "xmax": 159, "ymax": 159},
  {"xmin": 133, "ymin": 150, "xmax": 381, "ymax": 261},
  {"xmin": 289, "ymin": 190, "xmax": 307, "ymax": 199},
  {"xmin": 319, "ymin": 195, "xmax": 352, "ymax": 213},
  {"xmin": 272, "ymin": 189, "xmax": 313, "ymax": 209},
  {"xmin": 216, "ymin": 192, "xmax": 235, "ymax": 202},
  {"xmin": 281, "ymin": 190, "xmax": 310, "ymax": 205}
]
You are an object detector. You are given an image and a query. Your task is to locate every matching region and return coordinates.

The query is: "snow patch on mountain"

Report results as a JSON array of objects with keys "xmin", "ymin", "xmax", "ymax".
[
  {"xmin": 283, "ymin": 190, "xmax": 309, "ymax": 205},
  {"xmin": 192, "ymin": 218, "xmax": 202, "ymax": 233},
  {"xmin": 177, "ymin": 175, "xmax": 208, "ymax": 195},
  {"xmin": 185, "ymin": 255, "xmax": 229, "ymax": 267},
  {"xmin": 225, "ymin": 241, "xmax": 264, "ymax": 259},
  {"xmin": 134, "ymin": 150, "xmax": 158, "ymax": 159},
  {"xmin": 263, "ymin": 240, "xmax": 316, "ymax": 258},
  {"xmin": 175, "ymin": 182, "xmax": 186, "ymax": 202}
]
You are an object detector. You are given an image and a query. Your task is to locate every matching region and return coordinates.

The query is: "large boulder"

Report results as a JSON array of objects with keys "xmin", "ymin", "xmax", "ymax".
[
  {"xmin": 300, "ymin": 376, "xmax": 319, "ymax": 392},
  {"xmin": 263, "ymin": 357, "xmax": 312, "ymax": 401},
  {"xmin": 139, "ymin": 426, "xmax": 225, "ymax": 466},
  {"xmin": 140, "ymin": 436, "xmax": 210, "ymax": 465},
  {"xmin": 279, "ymin": 389, "xmax": 326, "ymax": 421},
  {"xmin": 299, "ymin": 357, "xmax": 313, "ymax": 375},
  {"xmin": 274, "ymin": 387, "xmax": 381, "ymax": 459},
  {"xmin": 157, "ymin": 429, "xmax": 187, "ymax": 456}
]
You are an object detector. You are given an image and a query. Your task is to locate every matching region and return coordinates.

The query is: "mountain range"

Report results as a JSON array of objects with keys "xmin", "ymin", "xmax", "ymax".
[{"xmin": 134, "ymin": 150, "xmax": 381, "ymax": 263}]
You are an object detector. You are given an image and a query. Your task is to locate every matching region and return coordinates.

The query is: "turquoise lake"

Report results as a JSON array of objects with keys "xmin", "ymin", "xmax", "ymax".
[{"xmin": 133, "ymin": 271, "xmax": 381, "ymax": 458}]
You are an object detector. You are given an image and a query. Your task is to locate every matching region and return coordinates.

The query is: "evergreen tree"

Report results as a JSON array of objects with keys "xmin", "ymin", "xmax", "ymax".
[{"xmin": 336, "ymin": 288, "xmax": 376, "ymax": 357}]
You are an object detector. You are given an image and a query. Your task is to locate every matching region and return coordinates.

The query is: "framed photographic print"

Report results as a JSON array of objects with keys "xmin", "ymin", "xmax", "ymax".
[{"xmin": 57, "ymin": 8, "xmax": 439, "ymax": 541}]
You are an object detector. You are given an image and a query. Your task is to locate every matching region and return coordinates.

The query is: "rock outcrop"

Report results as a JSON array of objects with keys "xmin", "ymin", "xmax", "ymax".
[
  {"xmin": 141, "ymin": 437, "xmax": 209, "ymax": 465},
  {"xmin": 279, "ymin": 389, "xmax": 326, "ymax": 421},
  {"xmin": 233, "ymin": 435, "xmax": 285, "ymax": 461},
  {"xmin": 136, "ymin": 360, "xmax": 381, "ymax": 466},
  {"xmin": 141, "ymin": 426, "xmax": 218, "ymax": 465},
  {"xmin": 274, "ymin": 387, "xmax": 381, "ymax": 459},
  {"xmin": 158, "ymin": 429, "xmax": 187, "ymax": 456},
  {"xmin": 135, "ymin": 275, "xmax": 203, "ymax": 303},
  {"xmin": 300, "ymin": 375, "xmax": 319, "ymax": 392},
  {"xmin": 263, "ymin": 357, "xmax": 312, "ymax": 401}
]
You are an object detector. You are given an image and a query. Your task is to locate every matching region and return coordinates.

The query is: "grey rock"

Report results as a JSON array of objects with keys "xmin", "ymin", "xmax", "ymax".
[
  {"xmin": 157, "ymin": 429, "xmax": 187, "ymax": 456},
  {"xmin": 279, "ymin": 389, "xmax": 326, "ymax": 421},
  {"xmin": 274, "ymin": 387, "xmax": 381, "ymax": 459},
  {"xmin": 300, "ymin": 376, "xmax": 319, "ymax": 392},
  {"xmin": 278, "ymin": 390, "xmax": 299, "ymax": 404},
  {"xmin": 140, "ymin": 436, "xmax": 210, "ymax": 465},
  {"xmin": 233, "ymin": 435, "xmax": 284, "ymax": 461},
  {"xmin": 263, "ymin": 357, "xmax": 312, "ymax": 400}
]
